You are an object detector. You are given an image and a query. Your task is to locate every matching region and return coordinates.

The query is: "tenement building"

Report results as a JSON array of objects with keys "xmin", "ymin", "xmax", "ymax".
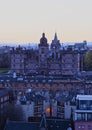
[
  {"xmin": 10, "ymin": 33, "xmax": 87, "ymax": 76},
  {"xmin": 74, "ymin": 95, "xmax": 92, "ymax": 130}
]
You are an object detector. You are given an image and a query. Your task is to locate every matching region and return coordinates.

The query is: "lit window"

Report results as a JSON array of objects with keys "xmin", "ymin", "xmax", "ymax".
[{"xmin": 78, "ymin": 125, "xmax": 81, "ymax": 129}]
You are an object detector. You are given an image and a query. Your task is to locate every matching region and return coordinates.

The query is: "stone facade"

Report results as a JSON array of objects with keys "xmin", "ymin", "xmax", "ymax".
[
  {"xmin": 0, "ymin": 88, "xmax": 10, "ymax": 120},
  {"xmin": 10, "ymin": 33, "xmax": 87, "ymax": 76}
]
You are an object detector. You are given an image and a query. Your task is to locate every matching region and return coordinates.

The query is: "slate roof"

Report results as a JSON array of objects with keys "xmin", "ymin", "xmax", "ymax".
[
  {"xmin": 0, "ymin": 89, "xmax": 9, "ymax": 97},
  {"xmin": 85, "ymin": 75, "xmax": 92, "ymax": 80},
  {"xmin": 47, "ymin": 119, "xmax": 72, "ymax": 130},
  {"xmin": 0, "ymin": 73, "xmax": 85, "ymax": 83},
  {"xmin": 5, "ymin": 121, "xmax": 40, "ymax": 130},
  {"xmin": 5, "ymin": 119, "xmax": 73, "ymax": 130}
]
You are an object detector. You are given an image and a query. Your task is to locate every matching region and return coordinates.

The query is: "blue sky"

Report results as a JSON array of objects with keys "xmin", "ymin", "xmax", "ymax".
[{"xmin": 0, "ymin": 0, "xmax": 92, "ymax": 43}]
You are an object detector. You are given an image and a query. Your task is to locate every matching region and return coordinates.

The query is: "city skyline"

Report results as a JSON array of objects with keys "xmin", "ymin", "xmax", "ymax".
[{"xmin": 0, "ymin": 0, "xmax": 92, "ymax": 43}]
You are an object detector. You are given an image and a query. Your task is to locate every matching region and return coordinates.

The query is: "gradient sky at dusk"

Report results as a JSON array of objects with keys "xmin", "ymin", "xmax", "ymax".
[{"xmin": 0, "ymin": 0, "xmax": 92, "ymax": 43}]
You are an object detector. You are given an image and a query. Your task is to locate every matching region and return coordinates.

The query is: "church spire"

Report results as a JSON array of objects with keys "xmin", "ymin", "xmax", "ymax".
[
  {"xmin": 54, "ymin": 33, "xmax": 58, "ymax": 43},
  {"xmin": 51, "ymin": 33, "xmax": 61, "ymax": 50}
]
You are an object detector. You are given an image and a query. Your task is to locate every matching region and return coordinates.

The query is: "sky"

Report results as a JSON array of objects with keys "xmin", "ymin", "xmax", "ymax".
[{"xmin": 0, "ymin": 0, "xmax": 92, "ymax": 44}]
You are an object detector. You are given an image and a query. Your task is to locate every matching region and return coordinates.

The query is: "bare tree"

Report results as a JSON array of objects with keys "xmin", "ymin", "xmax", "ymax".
[
  {"xmin": 3, "ymin": 104, "xmax": 25, "ymax": 121},
  {"xmin": 0, "ymin": 104, "xmax": 25, "ymax": 130}
]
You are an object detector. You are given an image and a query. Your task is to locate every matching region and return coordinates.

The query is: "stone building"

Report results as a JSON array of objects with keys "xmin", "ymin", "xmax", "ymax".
[
  {"xmin": 0, "ymin": 88, "xmax": 10, "ymax": 122},
  {"xmin": 10, "ymin": 33, "xmax": 88, "ymax": 76}
]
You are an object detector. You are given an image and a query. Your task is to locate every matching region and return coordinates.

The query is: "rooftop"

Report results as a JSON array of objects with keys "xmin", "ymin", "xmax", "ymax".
[
  {"xmin": 5, "ymin": 119, "xmax": 73, "ymax": 130},
  {"xmin": 0, "ymin": 88, "xmax": 9, "ymax": 97},
  {"xmin": 76, "ymin": 95, "xmax": 92, "ymax": 100}
]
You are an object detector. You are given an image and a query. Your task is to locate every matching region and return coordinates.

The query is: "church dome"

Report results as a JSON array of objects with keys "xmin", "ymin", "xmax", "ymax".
[{"xmin": 39, "ymin": 33, "xmax": 48, "ymax": 46}]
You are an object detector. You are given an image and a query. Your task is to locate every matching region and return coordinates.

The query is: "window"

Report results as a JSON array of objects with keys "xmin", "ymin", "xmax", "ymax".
[
  {"xmin": 88, "ymin": 125, "xmax": 91, "ymax": 130},
  {"xmin": 77, "ymin": 113, "xmax": 82, "ymax": 121},
  {"xmin": 41, "ymin": 48, "xmax": 45, "ymax": 53},
  {"xmin": 87, "ymin": 113, "xmax": 92, "ymax": 121},
  {"xmin": 78, "ymin": 125, "xmax": 81, "ymax": 129},
  {"xmin": 1, "ymin": 97, "xmax": 3, "ymax": 103},
  {"xmin": 81, "ymin": 125, "xmax": 85, "ymax": 129},
  {"xmin": 78, "ymin": 125, "xmax": 85, "ymax": 129},
  {"xmin": 77, "ymin": 113, "xmax": 85, "ymax": 121},
  {"xmin": 4, "ymin": 96, "xmax": 8, "ymax": 101},
  {"xmin": 1, "ymin": 104, "xmax": 4, "ymax": 109}
]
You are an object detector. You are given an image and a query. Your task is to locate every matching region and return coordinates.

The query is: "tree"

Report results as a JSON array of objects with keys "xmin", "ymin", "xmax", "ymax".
[
  {"xmin": 3, "ymin": 104, "xmax": 25, "ymax": 121},
  {"xmin": 0, "ymin": 52, "xmax": 10, "ymax": 68},
  {"xmin": 0, "ymin": 104, "xmax": 25, "ymax": 130},
  {"xmin": 84, "ymin": 50, "xmax": 92, "ymax": 71}
]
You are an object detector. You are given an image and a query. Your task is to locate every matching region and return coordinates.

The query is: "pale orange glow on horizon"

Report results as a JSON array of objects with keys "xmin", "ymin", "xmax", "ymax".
[{"xmin": 0, "ymin": 0, "xmax": 92, "ymax": 43}]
